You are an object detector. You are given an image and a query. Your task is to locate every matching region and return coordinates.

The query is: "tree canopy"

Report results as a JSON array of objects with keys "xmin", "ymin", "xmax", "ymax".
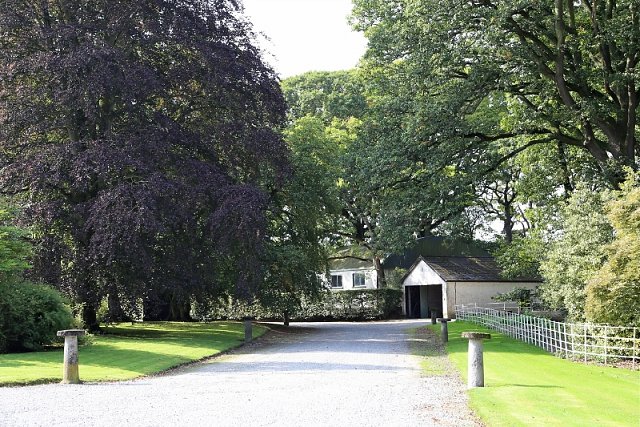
[
  {"xmin": 352, "ymin": 0, "xmax": 638, "ymax": 184},
  {"xmin": 0, "ymin": 0, "xmax": 289, "ymax": 328}
]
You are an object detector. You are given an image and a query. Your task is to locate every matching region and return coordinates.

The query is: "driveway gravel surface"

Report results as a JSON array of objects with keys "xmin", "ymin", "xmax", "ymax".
[{"xmin": 0, "ymin": 320, "xmax": 480, "ymax": 426}]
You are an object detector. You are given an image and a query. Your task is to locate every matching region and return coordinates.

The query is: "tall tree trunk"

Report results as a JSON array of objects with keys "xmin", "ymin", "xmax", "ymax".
[
  {"xmin": 107, "ymin": 292, "xmax": 128, "ymax": 322},
  {"xmin": 374, "ymin": 256, "xmax": 386, "ymax": 288},
  {"xmin": 82, "ymin": 304, "xmax": 100, "ymax": 332},
  {"xmin": 168, "ymin": 297, "xmax": 192, "ymax": 322},
  {"xmin": 557, "ymin": 142, "xmax": 574, "ymax": 197},
  {"xmin": 503, "ymin": 202, "xmax": 513, "ymax": 244}
]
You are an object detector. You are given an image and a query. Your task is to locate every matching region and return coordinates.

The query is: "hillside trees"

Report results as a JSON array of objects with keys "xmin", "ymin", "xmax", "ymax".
[{"xmin": 0, "ymin": 0, "xmax": 289, "ymax": 328}]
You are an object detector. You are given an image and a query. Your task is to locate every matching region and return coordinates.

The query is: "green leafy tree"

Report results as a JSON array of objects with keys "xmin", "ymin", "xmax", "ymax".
[
  {"xmin": 258, "ymin": 115, "xmax": 346, "ymax": 321},
  {"xmin": 586, "ymin": 174, "xmax": 640, "ymax": 325},
  {"xmin": 282, "ymin": 70, "xmax": 367, "ymax": 123},
  {"xmin": 494, "ymin": 230, "xmax": 546, "ymax": 281},
  {"xmin": 540, "ymin": 187, "xmax": 613, "ymax": 321},
  {"xmin": 351, "ymin": 0, "xmax": 639, "ymax": 185},
  {"xmin": 281, "ymin": 71, "xmax": 393, "ymax": 285},
  {"xmin": 0, "ymin": 206, "xmax": 31, "ymax": 278}
]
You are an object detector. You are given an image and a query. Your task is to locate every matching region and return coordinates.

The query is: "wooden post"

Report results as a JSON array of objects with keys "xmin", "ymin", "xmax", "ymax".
[
  {"xmin": 244, "ymin": 317, "xmax": 253, "ymax": 343},
  {"xmin": 437, "ymin": 318, "xmax": 452, "ymax": 343}
]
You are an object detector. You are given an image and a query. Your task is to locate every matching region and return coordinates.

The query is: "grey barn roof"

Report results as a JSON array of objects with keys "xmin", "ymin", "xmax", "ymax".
[
  {"xmin": 408, "ymin": 256, "xmax": 541, "ymax": 283},
  {"xmin": 383, "ymin": 236, "xmax": 491, "ymax": 270}
]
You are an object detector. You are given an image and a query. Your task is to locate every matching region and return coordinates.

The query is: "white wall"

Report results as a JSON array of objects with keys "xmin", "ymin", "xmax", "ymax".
[
  {"xmin": 328, "ymin": 268, "xmax": 377, "ymax": 290},
  {"xmin": 402, "ymin": 260, "xmax": 445, "ymax": 287},
  {"xmin": 402, "ymin": 259, "xmax": 445, "ymax": 315},
  {"xmin": 445, "ymin": 281, "xmax": 540, "ymax": 317}
]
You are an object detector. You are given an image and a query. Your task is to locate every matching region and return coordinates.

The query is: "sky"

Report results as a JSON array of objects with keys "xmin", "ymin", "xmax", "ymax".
[{"xmin": 242, "ymin": 0, "xmax": 368, "ymax": 78}]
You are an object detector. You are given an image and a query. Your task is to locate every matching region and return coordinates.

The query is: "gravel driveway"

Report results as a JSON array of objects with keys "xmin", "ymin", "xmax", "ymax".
[{"xmin": 0, "ymin": 320, "xmax": 479, "ymax": 426}]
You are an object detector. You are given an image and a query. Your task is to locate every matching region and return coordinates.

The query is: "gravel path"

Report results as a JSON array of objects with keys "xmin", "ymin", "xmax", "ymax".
[{"xmin": 0, "ymin": 320, "xmax": 480, "ymax": 426}]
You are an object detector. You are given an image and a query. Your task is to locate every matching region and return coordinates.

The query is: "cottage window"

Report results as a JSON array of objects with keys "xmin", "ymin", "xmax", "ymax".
[
  {"xmin": 353, "ymin": 273, "xmax": 366, "ymax": 288},
  {"xmin": 330, "ymin": 275, "xmax": 343, "ymax": 288}
]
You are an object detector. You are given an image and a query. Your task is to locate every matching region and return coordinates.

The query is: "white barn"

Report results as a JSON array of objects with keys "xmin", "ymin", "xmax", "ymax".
[{"xmin": 401, "ymin": 256, "xmax": 541, "ymax": 319}]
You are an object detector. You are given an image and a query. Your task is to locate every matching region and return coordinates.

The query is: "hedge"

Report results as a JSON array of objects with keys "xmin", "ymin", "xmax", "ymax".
[{"xmin": 192, "ymin": 288, "xmax": 403, "ymax": 322}]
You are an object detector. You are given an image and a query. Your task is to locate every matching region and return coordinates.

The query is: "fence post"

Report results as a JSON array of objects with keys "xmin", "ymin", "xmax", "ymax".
[
  {"xmin": 583, "ymin": 325, "xmax": 587, "ymax": 363},
  {"xmin": 634, "ymin": 327, "xmax": 638, "ymax": 370},
  {"xmin": 569, "ymin": 323, "xmax": 573, "ymax": 359},
  {"xmin": 604, "ymin": 325, "xmax": 608, "ymax": 366}
]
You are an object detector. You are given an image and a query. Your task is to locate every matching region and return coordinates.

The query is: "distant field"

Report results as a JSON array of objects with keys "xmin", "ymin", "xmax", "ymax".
[
  {"xmin": 429, "ymin": 321, "xmax": 640, "ymax": 427},
  {"xmin": 0, "ymin": 321, "xmax": 267, "ymax": 386}
]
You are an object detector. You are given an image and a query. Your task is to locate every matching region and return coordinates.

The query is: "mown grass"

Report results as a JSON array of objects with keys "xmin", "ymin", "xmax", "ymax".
[
  {"xmin": 429, "ymin": 321, "xmax": 640, "ymax": 427},
  {"xmin": 0, "ymin": 321, "xmax": 267, "ymax": 386}
]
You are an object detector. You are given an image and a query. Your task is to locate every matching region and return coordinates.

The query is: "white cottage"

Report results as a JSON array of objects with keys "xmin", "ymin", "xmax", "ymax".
[
  {"xmin": 327, "ymin": 257, "xmax": 378, "ymax": 291},
  {"xmin": 401, "ymin": 256, "xmax": 540, "ymax": 319}
]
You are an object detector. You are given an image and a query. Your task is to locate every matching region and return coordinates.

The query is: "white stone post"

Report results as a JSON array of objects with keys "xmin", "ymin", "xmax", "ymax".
[
  {"xmin": 56, "ymin": 329, "xmax": 86, "ymax": 384},
  {"xmin": 437, "ymin": 318, "xmax": 451, "ymax": 343},
  {"xmin": 461, "ymin": 332, "xmax": 491, "ymax": 388}
]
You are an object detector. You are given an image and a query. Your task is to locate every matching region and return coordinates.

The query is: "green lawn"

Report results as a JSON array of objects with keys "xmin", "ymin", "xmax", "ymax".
[
  {"xmin": 428, "ymin": 321, "xmax": 640, "ymax": 426},
  {"xmin": 0, "ymin": 321, "xmax": 267, "ymax": 386}
]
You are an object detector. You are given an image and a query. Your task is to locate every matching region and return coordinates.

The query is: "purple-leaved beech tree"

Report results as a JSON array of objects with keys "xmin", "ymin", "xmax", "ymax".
[{"xmin": 0, "ymin": 0, "xmax": 289, "ymax": 329}]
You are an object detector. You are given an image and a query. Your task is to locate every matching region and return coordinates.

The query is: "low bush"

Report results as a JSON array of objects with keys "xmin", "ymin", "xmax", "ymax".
[
  {"xmin": 0, "ymin": 278, "xmax": 74, "ymax": 353},
  {"xmin": 192, "ymin": 288, "xmax": 403, "ymax": 321}
]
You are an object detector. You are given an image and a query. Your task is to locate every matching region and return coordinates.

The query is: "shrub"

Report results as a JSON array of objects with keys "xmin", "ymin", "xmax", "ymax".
[
  {"xmin": 492, "ymin": 287, "xmax": 540, "ymax": 308},
  {"xmin": 0, "ymin": 278, "xmax": 74, "ymax": 353}
]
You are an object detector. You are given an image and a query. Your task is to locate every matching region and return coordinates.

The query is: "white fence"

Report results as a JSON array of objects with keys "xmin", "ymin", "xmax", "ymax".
[{"xmin": 455, "ymin": 305, "xmax": 639, "ymax": 368}]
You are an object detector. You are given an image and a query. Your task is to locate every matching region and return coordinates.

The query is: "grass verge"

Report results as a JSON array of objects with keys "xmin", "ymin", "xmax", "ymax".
[
  {"xmin": 430, "ymin": 321, "xmax": 640, "ymax": 427},
  {"xmin": 0, "ymin": 321, "xmax": 267, "ymax": 386},
  {"xmin": 410, "ymin": 326, "xmax": 449, "ymax": 376}
]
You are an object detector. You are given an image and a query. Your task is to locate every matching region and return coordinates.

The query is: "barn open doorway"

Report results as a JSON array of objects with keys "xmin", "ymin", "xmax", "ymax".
[
  {"xmin": 425, "ymin": 285, "xmax": 443, "ymax": 319},
  {"xmin": 405, "ymin": 285, "xmax": 443, "ymax": 318}
]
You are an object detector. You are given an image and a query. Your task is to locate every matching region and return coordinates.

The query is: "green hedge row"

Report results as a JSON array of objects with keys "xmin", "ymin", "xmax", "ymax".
[{"xmin": 192, "ymin": 288, "xmax": 403, "ymax": 322}]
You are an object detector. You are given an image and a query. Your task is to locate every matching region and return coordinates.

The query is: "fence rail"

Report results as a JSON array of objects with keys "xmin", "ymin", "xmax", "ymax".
[{"xmin": 455, "ymin": 304, "xmax": 639, "ymax": 368}]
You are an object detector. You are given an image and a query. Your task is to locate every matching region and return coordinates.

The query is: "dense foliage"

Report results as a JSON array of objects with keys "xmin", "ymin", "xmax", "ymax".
[
  {"xmin": 0, "ymin": 204, "xmax": 72, "ymax": 353},
  {"xmin": 0, "ymin": 278, "xmax": 73, "ymax": 353},
  {"xmin": 539, "ymin": 188, "xmax": 613, "ymax": 321},
  {"xmin": 586, "ymin": 175, "xmax": 640, "ymax": 325},
  {"xmin": 351, "ymin": 0, "xmax": 638, "ymax": 183},
  {"xmin": 193, "ymin": 288, "xmax": 403, "ymax": 321},
  {"xmin": 0, "ymin": 1, "xmax": 289, "ymax": 328},
  {"xmin": 343, "ymin": 0, "xmax": 638, "ymax": 323},
  {"xmin": 281, "ymin": 70, "xmax": 395, "ymax": 286}
]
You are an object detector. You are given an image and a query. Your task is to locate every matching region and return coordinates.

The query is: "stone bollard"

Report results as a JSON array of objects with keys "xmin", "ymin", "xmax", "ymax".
[
  {"xmin": 430, "ymin": 309, "xmax": 437, "ymax": 325},
  {"xmin": 461, "ymin": 332, "xmax": 491, "ymax": 389},
  {"xmin": 56, "ymin": 329, "xmax": 86, "ymax": 384},
  {"xmin": 437, "ymin": 318, "xmax": 452, "ymax": 343},
  {"xmin": 244, "ymin": 317, "xmax": 253, "ymax": 343}
]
